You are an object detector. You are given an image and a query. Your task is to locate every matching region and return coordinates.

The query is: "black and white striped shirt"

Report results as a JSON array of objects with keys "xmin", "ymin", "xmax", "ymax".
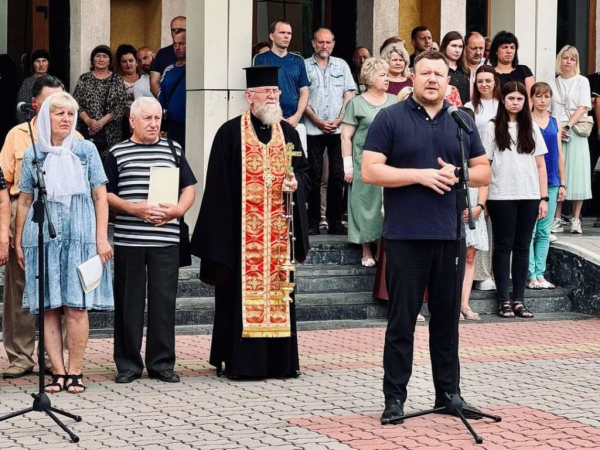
[{"xmin": 104, "ymin": 138, "xmax": 196, "ymax": 247}]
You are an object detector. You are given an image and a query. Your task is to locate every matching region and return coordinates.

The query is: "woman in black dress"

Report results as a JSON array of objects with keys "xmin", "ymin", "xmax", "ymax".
[{"xmin": 489, "ymin": 31, "xmax": 536, "ymax": 93}]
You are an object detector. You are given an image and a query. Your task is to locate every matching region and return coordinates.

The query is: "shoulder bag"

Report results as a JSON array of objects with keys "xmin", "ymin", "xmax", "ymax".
[
  {"xmin": 167, "ymin": 139, "xmax": 192, "ymax": 267},
  {"xmin": 555, "ymin": 77, "xmax": 593, "ymax": 138}
]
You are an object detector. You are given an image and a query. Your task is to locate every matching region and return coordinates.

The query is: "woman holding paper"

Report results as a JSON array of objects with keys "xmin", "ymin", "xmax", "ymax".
[{"xmin": 14, "ymin": 92, "xmax": 114, "ymax": 394}]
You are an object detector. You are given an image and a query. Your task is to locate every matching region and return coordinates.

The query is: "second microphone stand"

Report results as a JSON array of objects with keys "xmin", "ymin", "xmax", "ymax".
[{"xmin": 0, "ymin": 110, "xmax": 82, "ymax": 442}]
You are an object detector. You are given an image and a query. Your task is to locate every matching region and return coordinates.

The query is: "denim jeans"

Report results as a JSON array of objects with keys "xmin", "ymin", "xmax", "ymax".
[{"xmin": 528, "ymin": 186, "xmax": 559, "ymax": 279}]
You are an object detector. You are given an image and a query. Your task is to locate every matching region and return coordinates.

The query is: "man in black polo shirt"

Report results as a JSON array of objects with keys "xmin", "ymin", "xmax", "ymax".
[{"xmin": 362, "ymin": 51, "xmax": 491, "ymax": 424}]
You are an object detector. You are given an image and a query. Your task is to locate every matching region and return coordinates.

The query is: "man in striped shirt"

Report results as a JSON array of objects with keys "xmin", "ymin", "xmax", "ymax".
[{"xmin": 104, "ymin": 97, "xmax": 196, "ymax": 384}]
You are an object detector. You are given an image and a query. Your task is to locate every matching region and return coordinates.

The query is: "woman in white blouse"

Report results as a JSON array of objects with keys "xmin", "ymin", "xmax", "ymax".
[{"xmin": 550, "ymin": 45, "xmax": 592, "ymax": 234}]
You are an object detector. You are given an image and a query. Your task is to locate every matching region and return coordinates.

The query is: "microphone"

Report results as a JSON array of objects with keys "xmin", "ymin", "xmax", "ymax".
[
  {"xmin": 447, "ymin": 105, "xmax": 473, "ymax": 135},
  {"xmin": 16, "ymin": 102, "xmax": 38, "ymax": 113}
]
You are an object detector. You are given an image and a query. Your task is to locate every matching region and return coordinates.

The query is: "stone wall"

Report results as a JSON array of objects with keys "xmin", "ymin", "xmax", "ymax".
[{"xmin": 547, "ymin": 248, "xmax": 600, "ymax": 315}]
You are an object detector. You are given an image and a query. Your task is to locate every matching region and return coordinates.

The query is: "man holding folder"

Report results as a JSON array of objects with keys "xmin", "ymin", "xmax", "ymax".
[{"xmin": 103, "ymin": 97, "xmax": 196, "ymax": 384}]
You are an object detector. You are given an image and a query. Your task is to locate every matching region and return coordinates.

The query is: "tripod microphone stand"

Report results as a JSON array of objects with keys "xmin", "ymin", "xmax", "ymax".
[
  {"xmin": 0, "ymin": 109, "xmax": 82, "ymax": 443},
  {"xmin": 394, "ymin": 125, "xmax": 502, "ymax": 444}
]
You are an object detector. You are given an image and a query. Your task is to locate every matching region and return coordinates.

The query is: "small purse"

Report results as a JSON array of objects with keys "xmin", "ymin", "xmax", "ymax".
[{"xmin": 556, "ymin": 78, "xmax": 594, "ymax": 138}]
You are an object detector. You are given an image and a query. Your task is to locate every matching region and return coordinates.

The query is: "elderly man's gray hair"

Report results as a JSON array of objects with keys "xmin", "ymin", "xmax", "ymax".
[{"xmin": 130, "ymin": 96, "xmax": 162, "ymax": 117}]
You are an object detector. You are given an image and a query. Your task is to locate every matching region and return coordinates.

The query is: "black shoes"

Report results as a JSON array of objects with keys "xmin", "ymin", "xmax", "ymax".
[
  {"xmin": 380, "ymin": 397, "xmax": 405, "ymax": 425},
  {"xmin": 434, "ymin": 396, "xmax": 483, "ymax": 420},
  {"xmin": 115, "ymin": 370, "xmax": 142, "ymax": 383},
  {"xmin": 149, "ymin": 369, "xmax": 180, "ymax": 383},
  {"xmin": 328, "ymin": 222, "xmax": 348, "ymax": 235}
]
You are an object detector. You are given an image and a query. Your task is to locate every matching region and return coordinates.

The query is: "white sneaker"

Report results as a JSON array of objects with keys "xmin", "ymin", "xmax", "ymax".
[
  {"xmin": 474, "ymin": 279, "xmax": 496, "ymax": 291},
  {"xmin": 549, "ymin": 234, "xmax": 558, "ymax": 243},
  {"xmin": 570, "ymin": 218, "xmax": 582, "ymax": 234},
  {"xmin": 550, "ymin": 218, "xmax": 564, "ymax": 233}
]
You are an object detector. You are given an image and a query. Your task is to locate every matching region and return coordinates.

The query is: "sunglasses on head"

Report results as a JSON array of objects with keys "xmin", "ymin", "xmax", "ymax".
[{"xmin": 171, "ymin": 28, "xmax": 186, "ymax": 34}]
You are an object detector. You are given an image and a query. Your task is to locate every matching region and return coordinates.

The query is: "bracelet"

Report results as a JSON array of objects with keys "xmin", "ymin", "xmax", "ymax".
[
  {"xmin": 476, "ymin": 203, "xmax": 485, "ymax": 211},
  {"xmin": 343, "ymin": 155, "xmax": 353, "ymax": 174},
  {"xmin": 559, "ymin": 184, "xmax": 567, "ymax": 189}
]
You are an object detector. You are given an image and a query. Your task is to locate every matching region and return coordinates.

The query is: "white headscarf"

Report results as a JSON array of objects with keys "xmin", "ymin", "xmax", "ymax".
[{"xmin": 36, "ymin": 92, "xmax": 87, "ymax": 207}]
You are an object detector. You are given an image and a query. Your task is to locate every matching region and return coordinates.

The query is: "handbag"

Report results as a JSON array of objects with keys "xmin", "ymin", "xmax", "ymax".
[
  {"xmin": 556, "ymin": 78, "xmax": 594, "ymax": 137},
  {"xmin": 166, "ymin": 139, "xmax": 193, "ymax": 267}
]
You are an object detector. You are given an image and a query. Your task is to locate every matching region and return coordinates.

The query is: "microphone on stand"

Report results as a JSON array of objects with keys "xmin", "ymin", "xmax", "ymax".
[
  {"xmin": 447, "ymin": 105, "xmax": 473, "ymax": 135},
  {"xmin": 16, "ymin": 102, "xmax": 38, "ymax": 114}
]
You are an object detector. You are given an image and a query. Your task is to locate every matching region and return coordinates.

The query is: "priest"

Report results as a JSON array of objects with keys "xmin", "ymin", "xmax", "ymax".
[{"xmin": 191, "ymin": 66, "xmax": 310, "ymax": 378}]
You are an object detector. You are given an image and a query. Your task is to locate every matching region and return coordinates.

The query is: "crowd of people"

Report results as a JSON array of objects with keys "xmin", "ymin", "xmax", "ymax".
[{"xmin": 0, "ymin": 17, "xmax": 598, "ymax": 425}]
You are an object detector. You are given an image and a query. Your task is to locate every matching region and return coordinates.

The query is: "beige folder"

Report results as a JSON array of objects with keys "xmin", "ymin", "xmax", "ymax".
[{"xmin": 148, "ymin": 167, "xmax": 179, "ymax": 223}]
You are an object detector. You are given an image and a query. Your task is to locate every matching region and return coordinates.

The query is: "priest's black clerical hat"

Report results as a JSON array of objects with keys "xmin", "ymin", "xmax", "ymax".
[{"xmin": 244, "ymin": 66, "xmax": 280, "ymax": 88}]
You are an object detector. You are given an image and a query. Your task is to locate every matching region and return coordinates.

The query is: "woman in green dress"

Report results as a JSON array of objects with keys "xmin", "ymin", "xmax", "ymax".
[{"xmin": 341, "ymin": 58, "xmax": 397, "ymax": 266}]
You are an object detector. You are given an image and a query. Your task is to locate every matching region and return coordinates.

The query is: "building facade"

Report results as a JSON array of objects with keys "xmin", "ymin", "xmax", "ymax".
[{"xmin": 0, "ymin": 0, "xmax": 598, "ymax": 226}]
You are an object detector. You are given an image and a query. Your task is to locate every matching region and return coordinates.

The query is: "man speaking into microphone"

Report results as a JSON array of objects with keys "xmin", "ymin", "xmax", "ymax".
[{"xmin": 361, "ymin": 51, "xmax": 491, "ymax": 424}]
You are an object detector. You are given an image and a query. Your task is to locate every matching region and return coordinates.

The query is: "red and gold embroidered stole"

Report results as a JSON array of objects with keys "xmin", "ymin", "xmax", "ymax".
[{"xmin": 240, "ymin": 110, "xmax": 291, "ymax": 338}]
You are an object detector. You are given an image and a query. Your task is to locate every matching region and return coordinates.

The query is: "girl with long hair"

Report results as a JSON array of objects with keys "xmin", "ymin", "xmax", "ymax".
[
  {"xmin": 440, "ymin": 31, "xmax": 470, "ymax": 105},
  {"xmin": 482, "ymin": 82, "xmax": 549, "ymax": 318}
]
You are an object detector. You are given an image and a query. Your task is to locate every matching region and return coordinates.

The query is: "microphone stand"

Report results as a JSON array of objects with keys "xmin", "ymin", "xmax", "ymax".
[
  {"xmin": 0, "ymin": 109, "xmax": 82, "ymax": 443},
  {"xmin": 390, "ymin": 126, "xmax": 502, "ymax": 443}
]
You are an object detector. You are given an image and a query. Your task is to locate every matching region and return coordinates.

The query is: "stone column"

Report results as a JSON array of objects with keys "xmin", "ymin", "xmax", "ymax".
[
  {"xmin": 357, "ymin": 0, "xmax": 399, "ymax": 56},
  {"xmin": 440, "ymin": 0, "xmax": 466, "ymax": 38},
  {"xmin": 161, "ymin": 0, "xmax": 186, "ymax": 48},
  {"xmin": 186, "ymin": 0, "xmax": 252, "ymax": 228},
  {"xmin": 490, "ymin": 0, "xmax": 546, "ymax": 77},
  {"xmin": 534, "ymin": 0, "xmax": 558, "ymax": 84},
  {"xmin": 69, "ymin": 0, "xmax": 111, "ymax": 91}
]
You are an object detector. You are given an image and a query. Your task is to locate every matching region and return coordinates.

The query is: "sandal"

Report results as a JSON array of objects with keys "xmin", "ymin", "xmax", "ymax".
[
  {"xmin": 537, "ymin": 280, "xmax": 556, "ymax": 290},
  {"xmin": 497, "ymin": 301, "xmax": 514, "ymax": 318},
  {"xmin": 361, "ymin": 257, "xmax": 376, "ymax": 267},
  {"xmin": 44, "ymin": 374, "xmax": 67, "ymax": 393},
  {"xmin": 417, "ymin": 314, "xmax": 425, "ymax": 322},
  {"xmin": 461, "ymin": 306, "xmax": 481, "ymax": 321},
  {"xmin": 513, "ymin": 301, "xmax": 534, "ymax": 318},
  {"xmin": 65, "ymin": 374, "xmax": 86, "ymax": 394},
  {"xmin": 526, "ymin": 281, "xmax": 542, "ymax": 290}
]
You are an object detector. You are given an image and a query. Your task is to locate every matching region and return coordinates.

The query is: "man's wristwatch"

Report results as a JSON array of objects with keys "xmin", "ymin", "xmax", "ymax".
[
  {"xmin": 564, "ymin": 125, "xmax": 571, "ymax": 131},
  {"xmin": 559, "ymin": 184, "xmax": 567, "ymax": 189},
  {"xmin": 454, "ymin": 167, "xmax": 463, "ymax": 178},
  {"xmin": 540, "ymin": 196, "xmax": 550, "ymax": 202}
]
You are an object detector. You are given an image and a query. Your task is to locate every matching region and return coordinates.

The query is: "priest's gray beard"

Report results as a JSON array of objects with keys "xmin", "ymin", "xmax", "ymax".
[{"xmin": 253, "ymin": 103, "xmax": 283, "ymax": 126}]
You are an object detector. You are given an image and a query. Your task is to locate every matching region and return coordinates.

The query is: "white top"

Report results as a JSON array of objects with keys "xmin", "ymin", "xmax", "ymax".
[
  {"xmin": 133, "ymin": 74, "xmax": 153, "ymax": 100},
  {"xmin": 550, "ymin": 75, "xmax": 592, "ymax": 122},
  {"xmin": 465, "ymin": 98, "xmax": 499, "ymax": 136},
  {"xmin": 482, "ymin": 121, "xmax": 548, "ymax": 200}
]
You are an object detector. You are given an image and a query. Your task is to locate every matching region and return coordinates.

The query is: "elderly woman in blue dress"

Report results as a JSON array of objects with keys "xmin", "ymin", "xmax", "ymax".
[{"xmin": 14, "ymin": 92, "xmax": 114, "ymax": 394}]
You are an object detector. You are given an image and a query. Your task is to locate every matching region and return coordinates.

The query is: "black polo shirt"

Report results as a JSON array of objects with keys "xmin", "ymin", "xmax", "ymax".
[{"xmin": 363, "ymin": 95, "xmax": 485, "ymax": 240}]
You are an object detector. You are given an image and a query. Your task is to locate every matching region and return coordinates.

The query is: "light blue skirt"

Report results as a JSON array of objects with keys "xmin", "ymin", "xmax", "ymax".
[{"xmin": 22, "ymin": 194, "xmax": 114, "ymax": 315}]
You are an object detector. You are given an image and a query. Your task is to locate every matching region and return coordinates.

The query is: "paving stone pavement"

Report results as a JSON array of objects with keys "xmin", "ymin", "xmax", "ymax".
[{"xmin": 1, "ymin": 319, "xmax": 600, "ymax": 449}]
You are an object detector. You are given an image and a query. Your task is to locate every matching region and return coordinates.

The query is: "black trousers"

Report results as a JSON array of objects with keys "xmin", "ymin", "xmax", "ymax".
[
  {"xmin": 113, "ymin": 245, "xmax": 179, "ymax": 375},
  {"xmin": 383, "ymin": 239, "xmax": 465, "ymax": 404},
  {"xmin": 307, "ymin": 134, "xmax": 344, "ymax": 227},
  {"xmin": 167, "ymin": 120, "xmax": 186, "ymax": 152},
  {"xmin": 487, "ymin": 200, "xmax": 539, "ymax": 303}
]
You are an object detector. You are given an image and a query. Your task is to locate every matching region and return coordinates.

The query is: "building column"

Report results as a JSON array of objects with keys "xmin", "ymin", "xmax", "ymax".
[
  {"xmin": 440, "ymin": 0, "xmax": 466, "ymax": 38},
  {"xmin": 490, "ymin": 0, "xmax": 557, "ymax": 83},
  {"xmin": 160, "ymin": 0, "xmax": 186, "ymax": 48},
  {"xmin": 69, "ymin": 0, "xmax": 111, "ymax": 92},
  {"xmin": 0, "ymin": 0, "xmax": 7, "ymax": 53},
  {"xmin": 186, "ymin": 0, "xmax": 252, "ymax": 228},
  {"xmin": 357, "ymin": 0, "xmax": 399, "ymax": 56}
]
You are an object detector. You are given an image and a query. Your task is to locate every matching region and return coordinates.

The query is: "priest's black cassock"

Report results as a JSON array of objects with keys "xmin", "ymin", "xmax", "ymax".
[{"xmin": 191, "ymin": 113, "xmax": 310, "ymax": 378}]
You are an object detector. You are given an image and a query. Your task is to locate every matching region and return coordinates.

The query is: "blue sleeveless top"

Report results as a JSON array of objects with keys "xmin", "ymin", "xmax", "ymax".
[{"xmin": 539, "ymin": 116, "xmax": 560, "ymax": 187}]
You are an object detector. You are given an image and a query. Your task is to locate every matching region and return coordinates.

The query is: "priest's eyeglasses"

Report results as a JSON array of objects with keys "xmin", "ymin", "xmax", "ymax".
[{"xmin": 249, "ymin": 89, "xmax": 282, "ymax": 96}]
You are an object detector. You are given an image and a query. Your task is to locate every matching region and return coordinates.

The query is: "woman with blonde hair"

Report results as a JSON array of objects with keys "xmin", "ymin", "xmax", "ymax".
[
  {"xmin": 342, "ymin": 58, "xmax": 396, "ymax": 266},
  {"xmin": 15, "ymin": 92, "xmax": 114, "ymax": 393},
  {"xmin": 550, "ymin": 45, "xmax": 592, "ymax": 234},
  {"xmin": 380, "ymin": 43, "xmax": 412, "ymax": 95}
]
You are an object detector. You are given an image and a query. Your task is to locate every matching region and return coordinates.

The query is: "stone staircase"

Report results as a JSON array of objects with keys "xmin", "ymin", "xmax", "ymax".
[{"xmin": 0, "ymin": 234, "xmax": 574, "ymax": 335}]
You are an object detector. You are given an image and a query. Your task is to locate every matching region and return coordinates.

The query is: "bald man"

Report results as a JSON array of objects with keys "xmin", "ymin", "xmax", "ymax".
[
  {"xmin": 150, "ymin": 16, "xmax": 185, "ymax": 97},
  {"xmin": 463, "ymin": 32, "xmax": 487, "ymax": 97}
]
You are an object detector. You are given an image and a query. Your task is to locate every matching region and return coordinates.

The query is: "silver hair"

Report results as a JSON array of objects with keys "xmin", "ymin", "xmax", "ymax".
[{"xmin": 130, "ymin": 96, "xmax": 162, "ymax": 117}]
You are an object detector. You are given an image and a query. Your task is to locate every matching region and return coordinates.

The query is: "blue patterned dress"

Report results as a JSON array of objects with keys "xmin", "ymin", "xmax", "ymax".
[{"xmin": 19, "ymin": 140, "xmax": 114, "ymax": 314}]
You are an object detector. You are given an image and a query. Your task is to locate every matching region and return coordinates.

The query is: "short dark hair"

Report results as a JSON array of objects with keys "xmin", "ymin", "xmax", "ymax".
[
  {"xmin": 269, "ymin": 20, "xmax": 291, "ymax": 34},
  {"xmin": 489, "ymin": 31, "xmax": 519, "ymax": 67},
  {"xmin": 413, "ymin": 50, "xmax": 449, "ymax": 71},
  {"xmin": 411, "ymin": 26, "xmax": 430, "ymax": 42},
  {"xmin": 116, "ymin": 44, "xmax": 137, "ymax": 63},
  {"xmin": 90, "ymin": 45, "xmax": 113, "ymax": 71},
  {"xmin": 32, "ymin": 75, "xmax": 64, "ymax": 98}
]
